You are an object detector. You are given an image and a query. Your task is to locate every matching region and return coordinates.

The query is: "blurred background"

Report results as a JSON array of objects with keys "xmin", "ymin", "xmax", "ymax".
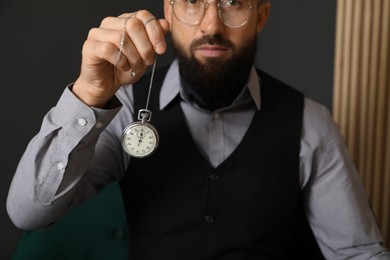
[{"xmin": 0, "ymin": 0, "xmax": 337, "ymax": 258}]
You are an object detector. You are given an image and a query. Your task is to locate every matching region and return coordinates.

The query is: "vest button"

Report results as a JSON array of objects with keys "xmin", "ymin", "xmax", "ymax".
[
  {"xmin": 209, "ymin": 173, "xmax": 220, "ymax": 181},
  {"xmin": 205, "ymin": 215, "xmax": 215, "ymax": 224}
]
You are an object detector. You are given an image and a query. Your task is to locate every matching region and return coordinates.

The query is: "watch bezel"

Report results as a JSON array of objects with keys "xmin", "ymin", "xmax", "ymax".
[{"xmin": 121, "ymin": 121, "xmax": 159, "ymax": 158}]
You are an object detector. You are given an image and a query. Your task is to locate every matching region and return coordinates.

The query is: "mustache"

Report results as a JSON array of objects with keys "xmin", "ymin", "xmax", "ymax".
[{"xmin": 190, "ymin": 35, "xmax": 235, "ymax": 50}]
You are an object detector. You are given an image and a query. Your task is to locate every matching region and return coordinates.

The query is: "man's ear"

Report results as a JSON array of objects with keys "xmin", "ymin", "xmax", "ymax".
[{"xmin": 256, "ymin": 1, "xmax": 271, "ymax": 33}]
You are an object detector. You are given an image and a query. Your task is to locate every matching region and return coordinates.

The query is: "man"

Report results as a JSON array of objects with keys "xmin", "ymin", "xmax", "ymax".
[{"xmin": 7, "ymin": 0, "xmax": 390, "ymax": 259}]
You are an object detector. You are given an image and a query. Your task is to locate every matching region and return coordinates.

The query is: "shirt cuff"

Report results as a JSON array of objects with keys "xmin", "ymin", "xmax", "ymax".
[{"xmin": 55, "ymin": 84, "xmax": 122, "ymax": 140}]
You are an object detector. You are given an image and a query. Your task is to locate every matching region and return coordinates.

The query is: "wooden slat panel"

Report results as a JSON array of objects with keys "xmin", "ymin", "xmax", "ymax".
[
  {"xmin": 348, "ymin": 0, "xmax": 363, "ymax": 161},
  {"xmin": 333, "ymin": 0, "xmax": 346, "ymax": 123},
  {"xmin": 340, "ymin": 0, "xmax": 354, "ymax": 136},
  {"xmin": 358, "ymin": 0, "xmax": 373, "ymax": 189},
  {"xmin": 382, "ymin": 53, "xmax": 390, "ymax": 244},
  {"xmin": 333, "ymin": 0, "xmax": 390, "ymax": 247},
  {"xmin": 365, "ymin": 0, "xmax": 382, "ymax": 198},
  {"xmin": 374, "ymin": 0, "xmax": 390, "ymax": 227}
]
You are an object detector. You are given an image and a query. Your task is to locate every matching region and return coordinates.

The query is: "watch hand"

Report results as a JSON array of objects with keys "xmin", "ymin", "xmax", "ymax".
[{"xmin": 137, "ymin": 130, "xmax": 145, "ymax": 139}]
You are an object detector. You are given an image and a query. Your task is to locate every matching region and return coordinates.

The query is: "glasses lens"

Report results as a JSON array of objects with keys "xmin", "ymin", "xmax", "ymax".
[
  {"xmin": 171, "ymin": 0, "xmax": 255, "ymax": 28},
  {"xmin": 172, "ymin": 0, "xmax": 204, "ymax": 26},
  {"xmin": 219, "ymin": 0, "xmax": 253, "ymax": 27}
]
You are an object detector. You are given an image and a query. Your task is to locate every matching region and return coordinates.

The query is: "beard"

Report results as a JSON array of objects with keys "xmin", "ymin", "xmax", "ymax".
[{"xmin": 171, "ymin": 34, "xmax": 257, "ymax": 111}]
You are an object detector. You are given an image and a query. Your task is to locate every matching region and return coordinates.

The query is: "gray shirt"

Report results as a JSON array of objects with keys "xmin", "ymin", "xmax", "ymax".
[{"xmin": 7, "ymin": 60, "xmax": 390, "ymax": 259}]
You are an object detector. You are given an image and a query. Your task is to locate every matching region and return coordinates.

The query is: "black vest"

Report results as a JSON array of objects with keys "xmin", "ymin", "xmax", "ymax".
[{"xmin": 120, "ymin": 66, "xmax": 324, "ymax": 259}]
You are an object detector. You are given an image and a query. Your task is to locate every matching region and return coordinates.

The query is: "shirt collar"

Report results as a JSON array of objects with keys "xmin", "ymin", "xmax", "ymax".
[{"xmin": 160, "ymin": 59, "xmax": 261, "ymax": 111}]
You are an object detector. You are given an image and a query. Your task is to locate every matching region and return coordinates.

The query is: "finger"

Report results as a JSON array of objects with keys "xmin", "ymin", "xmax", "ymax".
[
  {"xmin": 100, "ymin": 12, "xmax": 138, "ymax": 28},
  {"xmin": 87, "ymin": 27, "xmax": 142, "ymax": 71},
  {"xmin": 98, "ymin": 12, "xmax": 168, "ymax": 66},
  {"xmin": 144, "ymin": 18, "xmax": 170, "ymax": 55},
  {"xmin": 144, "ymin": 16, "xmax": 157, "ymax": 27},
  {"xmin": 99, "ymin": 14, "xmax": 160, "ymax": 65},
  {"xmin": 132, "ymin": 10, "xmax": 168, "ymax": 55},
  {"xmin": 82, "ymin": 38, "xmax": 146, "ymax": 87},
  {"xmin": 123, "ymin": 17, "xmax": 157, "ymax": 65},
  {"xmin": 82, "ymin": 38, "xmax": 129, "ymax": 72}
]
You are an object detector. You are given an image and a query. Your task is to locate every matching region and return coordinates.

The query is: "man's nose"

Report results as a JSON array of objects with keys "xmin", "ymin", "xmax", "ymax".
[{"xmin": 199, "ymin": 1, "xmax": 226, "ymax": 35}]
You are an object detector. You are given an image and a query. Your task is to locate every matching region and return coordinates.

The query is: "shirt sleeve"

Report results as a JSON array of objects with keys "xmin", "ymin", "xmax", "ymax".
[
  {"xmin": 300, "ymin": 98, "xmax": 390, "ymax": 259},
  {"xmin": 6, "ymin": 85, "xmax": 123, "ymax": 230}
]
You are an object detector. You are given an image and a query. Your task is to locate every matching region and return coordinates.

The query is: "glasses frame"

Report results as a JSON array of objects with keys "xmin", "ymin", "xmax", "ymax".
[{"xmin": 169, "ymin": 0, "xmax": 262, "ymax": 28}]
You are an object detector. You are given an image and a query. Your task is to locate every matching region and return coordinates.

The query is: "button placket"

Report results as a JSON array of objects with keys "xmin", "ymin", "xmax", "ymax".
[{"xmin": 204, "ymin": 170, "xmax": 220, "ymax": 225}]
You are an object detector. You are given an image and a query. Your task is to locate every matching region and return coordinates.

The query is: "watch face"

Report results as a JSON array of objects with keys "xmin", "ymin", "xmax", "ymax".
[{"xmin": 121, "ymin": 122, "xmax": 159, "ymax": 158}]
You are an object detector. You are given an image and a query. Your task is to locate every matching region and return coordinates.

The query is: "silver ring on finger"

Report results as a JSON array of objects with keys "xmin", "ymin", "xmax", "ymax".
[{"xmin": 144, "ymin": 16, "xmax": 157, "ymax": 27}]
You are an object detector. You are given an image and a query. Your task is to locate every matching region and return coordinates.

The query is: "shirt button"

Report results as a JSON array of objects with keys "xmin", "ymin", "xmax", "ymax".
[
  {"xmin": 77, "ymin": 118, "xmax": 87, "ymax": 126},
  {"xmin": 213, "ymin": 113, "xmax": 220, "ymax": 119},
  {"xmin": 209, "ymin": 173, "xmax": 219, "ymax": 181},
  {"xmin": 57, "ymin": 162, "xmax": 65, "ymax": 170},
  {"xmin": 205, "ymin": 215, "xmax": 215, "ymax": 224},
  {"xmin": 95, "ymin": 122, "xmax": 103, "ymax": 129}
]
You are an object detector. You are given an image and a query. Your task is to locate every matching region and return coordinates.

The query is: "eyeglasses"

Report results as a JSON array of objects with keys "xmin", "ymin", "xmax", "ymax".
[{"xmin": 170, "ymin": 0, "xmax": 261, "ymax": 28}]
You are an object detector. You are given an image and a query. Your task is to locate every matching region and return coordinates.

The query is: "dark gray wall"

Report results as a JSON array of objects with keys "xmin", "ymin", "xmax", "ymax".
[
  {"xmin": 0, "ymin": 0, "xmax": 336, "ymax": 258},
  {"xmin": 256, "ymin": 0, "xmax": 336, "ymax": 109}
]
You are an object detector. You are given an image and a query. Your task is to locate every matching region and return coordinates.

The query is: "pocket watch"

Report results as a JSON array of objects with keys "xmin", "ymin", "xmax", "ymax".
[
  {"xmin": 121, "ymin": 55, "xmax": 159, "ymax": 158},
  {"xmin": 121, "ymin": 109, "xmax": 159, "ymax": 158}
]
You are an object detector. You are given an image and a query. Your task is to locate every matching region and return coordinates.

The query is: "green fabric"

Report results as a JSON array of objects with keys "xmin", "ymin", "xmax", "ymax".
[{"xmin": 12, "ymin": 181, "xmax": 128, "ymax": 260}]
